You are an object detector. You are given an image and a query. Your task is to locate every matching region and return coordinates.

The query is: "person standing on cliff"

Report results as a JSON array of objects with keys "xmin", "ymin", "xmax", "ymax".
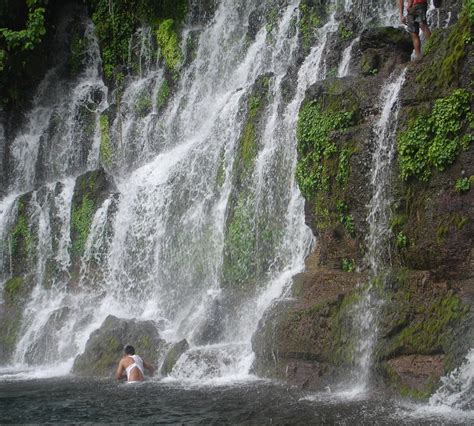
[
  {"xmin": 115, "ymin": 345, "xmax": 155, "ymax": 383},
  {"xmin": 399, "ymin": 0, "xmax": 432, "ymax": 59}
]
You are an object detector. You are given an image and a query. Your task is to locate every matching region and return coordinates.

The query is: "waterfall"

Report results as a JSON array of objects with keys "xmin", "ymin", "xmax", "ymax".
[
  {"xmin": 0, "ymin": 0, "xmax": 321, "ymax": 380},
  {"xmin": 350, "ymin": 69, "xmax": 406, "ymax": 389},
  {"xmin": 8, "ymin": 15, "xmax": 107, "ymax": 193},
  {"xmin": 337, "ymin": 37, "xmax": 359, "ymax": 78},
  {"xmin": 429, "ymin": 348, "xmax": 474, "ymax": 411},
  {"xmin": 1, "ymin": 1, "xmax": 470, "ymax": 408}
]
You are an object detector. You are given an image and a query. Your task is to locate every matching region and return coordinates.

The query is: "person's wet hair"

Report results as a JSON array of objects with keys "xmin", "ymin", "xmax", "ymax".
[{"xmin": 124, "ymin": 345, "xmax": 135, "ymax": 355}]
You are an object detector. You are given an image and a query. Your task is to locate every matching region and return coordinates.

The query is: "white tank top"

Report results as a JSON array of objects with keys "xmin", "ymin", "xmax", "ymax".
[{"xmin": 125, "ymin": 355, "xmax": 144, "ymax": 381}]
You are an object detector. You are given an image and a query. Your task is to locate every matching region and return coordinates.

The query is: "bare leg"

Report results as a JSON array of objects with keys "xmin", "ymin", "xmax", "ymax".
[
  {"xmin": 420, "ymin": 23, "xmax": 431, "ymax": 39},
  {"xmin": 411, "ymin": 33, "xmax": 422, "ymax": 59}
]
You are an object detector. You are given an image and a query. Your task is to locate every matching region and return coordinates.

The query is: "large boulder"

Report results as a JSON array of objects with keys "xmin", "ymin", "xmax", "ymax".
[
  {"xmin": 72, "ymin": 315, "xmax": 164, "ymax": 377},
  {"xmin": 161, "ymin": 339, "xmax": 189, "ymax": 375}
]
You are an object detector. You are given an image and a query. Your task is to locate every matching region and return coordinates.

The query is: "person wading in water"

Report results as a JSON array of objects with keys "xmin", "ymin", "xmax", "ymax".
[
  {"xmin": 399, "ymin": 0, "xmax": 432, "ymax": 59},
  {"xmin": 115, "ymin": 345, "xmax": 155, "ymax": 383}
]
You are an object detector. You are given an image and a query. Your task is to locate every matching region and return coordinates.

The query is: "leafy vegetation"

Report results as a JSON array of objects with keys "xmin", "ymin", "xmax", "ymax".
[
  {"xmin": 9, "ymin": 200, "xmax": 32, "ymax": 262},
  {"xmin": 296, "ymin": 101, "xmax": 355, "ymax": 196},
  {"xmin": 338, "ymin": 24, "xmax": 353, "ymax": 41},
  {"xmin": 155, "ymin": 19, "xmax": 182, "ymax": 76},
  {"xmin": 156, "ymin": 79, "xmax": 170, "ymax": 109},
  {"xmin": 396, "ymin": 232, "xmax": 408, "ymax": 249},
  {"xmin": 71, "ymin": 194, "xmax": 95, "ymax": 256},
  {"xmin": 417, "ymin": 6, "xmax": 472, "ymax": 92},
  {"xmin": 341, "ymin": 258, "xmax": 355, "ymax": 272},
  {"xmin": 337, "ymin": 201, "xmax": 355, "ymax": 237},
  {"xmin": 298, "ymin": 1, "xmax": 323, "ymax": 53},
  {"xmin": 99, "ymin": 114, "xmax": 112, "ymax": 167},
  {"xmin": 454, "ymin": 176, "xmax": 472, "ymax": 193},
  {"xmin": 0, "ymin": 0, "xmax": 47, "ymax": 52},
  {"xmin": 0, "ymin": 0, "xmax": 51, "ymax": 106},
  {"xmin": 397, "ymin": 89, "xmax": 473, "ymax": 181},
  {"xmin": 88, "ymin": 0, "xmax": 187, "ymax": 82}
]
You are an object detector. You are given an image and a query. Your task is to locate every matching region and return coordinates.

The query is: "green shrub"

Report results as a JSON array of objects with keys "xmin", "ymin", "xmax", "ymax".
[
  {"xmin": 398, "ymin": 89, "xmax": 473, "ymax": 181},
  {"xmin": 396, "ymin": 232, "xmax": 408, "ymax": 249},
  {"xmin": 99, "ymin": 115, "xmax": 112, "ymax": 167},
  {"xmin": 156, "ymin": 19, "xmax": 182, "ymax": 75},
  {"xmin": 156, "ymin": 80, "xmax": 170, "ymax": 109},
  {"xmin": 342, "ymin": 258, "xmax": 355, "ymax": 272},
  {"xmin": 296, "ymin": 101, "xmax": 354, "ymax": 197},
  {"xmin": 454, "ymin": 176, "xmax": 472, "ymax": 193}
]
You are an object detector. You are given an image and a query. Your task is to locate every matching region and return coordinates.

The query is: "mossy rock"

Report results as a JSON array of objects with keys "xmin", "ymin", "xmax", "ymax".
[
  {"xmin": 72, "ymin": 315, "xmax": 164, "ymax": 377},
  {"xmin": 161, "ymin": 339, "xmax": 189, "ymax": 375},
  {"xmin": 70, "ymin": 168, "xmax": 115, "ymax": 258},
  {"xmin": 0, "ymin": 274, "xmax": 34, "ymax": 362},
  {"xmin": 221, "ymin": 73, "xmax": 273, "ymax": 293}
]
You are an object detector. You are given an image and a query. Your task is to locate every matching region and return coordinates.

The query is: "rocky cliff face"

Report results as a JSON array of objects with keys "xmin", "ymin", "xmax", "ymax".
[{"xmin": 253, "ymin": 1, "xmax": 473, "ymax": 398}]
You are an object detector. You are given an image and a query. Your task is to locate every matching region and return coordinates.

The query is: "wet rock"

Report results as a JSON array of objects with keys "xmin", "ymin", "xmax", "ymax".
[
  {"xmin": 23, "ymin": 307, "xmax": 72, "ymax": 365},
  {"xmin": 69, "ymin": 168, "xmax": 116, "ymax": 281},
  {"xmin": 252, "ymin": 260, "xmax": 365, "ymax": 390},
  {"xmin": 161, "ymin": 339, "xmax": 189, "ymax": 375},
  {"xmin": 0, "ymin": 275, "xmax": 34, "ymax": 363},
  {"xmin": 387, "ymin": 354, "xmax": 445, "ymax": 395},
  {"xmin": 72, "ymin": 315, "xmax": 164, "ymax": 377},
  {"xmin": 355, "ymin": 26, "xmax": 412, "ymax": 77}
]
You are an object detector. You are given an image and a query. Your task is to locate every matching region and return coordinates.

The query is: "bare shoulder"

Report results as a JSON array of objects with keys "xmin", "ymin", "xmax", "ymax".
[{"xmin": 119, "ymin": 356, "xmax": 130, "ymax": 366}]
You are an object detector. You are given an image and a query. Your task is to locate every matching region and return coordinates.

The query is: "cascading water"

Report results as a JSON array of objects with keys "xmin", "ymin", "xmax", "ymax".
[
  {"xmin": 349, "ymin": 69, "xmax": 407, "ymax": 390},
  {"xmin": 8, "ymin": 15, "xmax": 107, "ymax": 193},
  {"xmin": 0, "ymin": 6, "xmax": 471, "ymax": 420},
  {"xmin": 429, "ymin": 348, "xmax": 474, "ymax": 410},
  {"xmin": 0, "ymin": 0, "xmax": 323, "ymax": 381}
]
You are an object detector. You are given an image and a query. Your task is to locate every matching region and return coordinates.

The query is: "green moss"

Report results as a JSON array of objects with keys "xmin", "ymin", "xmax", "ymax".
[
  {"xmin": 135, "ymin": 90, "xmax": 152, "ymax": 117},
  {"xmin": 156, "ymin": 19, "xmax": 182, "ymax": 76},
  {"xmin": 4, "ymin": 276, "xmax": 24, "ymax": 303},
  {"xmin": 298, "ymin": 2, "xmax": 323, "ymax": 53},
  {"xmin": 0, "ymin": 308, "xmax": 22, "ymax": 356},
  {"xmin": 265, "ymin": 8, "xmax": 280, "ymax": 34},
  {"xmin": 436, "ymin": 213, "xmax": 469, "ymax": 242},
  {"xmin": 336, "ymin": 147, "xmax": 354, "ymax": 185},
  {"xmin": 385, "ymin": 363, "xmax": 437, "ymax": 400},
  {"xmin": 93, "ymin": 336, "xmax": 122, "ymax": 375},
  {"xmin": 398, "ymin": 89, "xmax": 473, "ymax": 181},
  {"xmin": 417, "ymin": 8, "xmax": 472, "ymax": 92},
  {"xmin": 71, "ymin": 194, "xmax": 95, "ymax": 256},
  {"xmin": 161, "ymin": 341, "xmax": 188, "ymax": 375},
  {"xmin": 68, "ymin": 31, "xmax": 88, "ymax": 75},
  {"xmin": 137, "ymin": 334, "xmax": 152, "ymax": 351},
  {"xmin": 156, "ymin": 79, "xmax": 170, "ymax": 109},
  {"xmin": 296, "ymin": 96, "xmax": 359, "ymax": 237},
  {"xmin": 454, "ymin": 176, "xmax": 473, "ymax": 193},
  {"xmin": 223, "ymin": 194, "xmax": 256, "ymax": 288},
  {"xmin": 222, "ymin": 77, "xmax": 272, "ymax": 290},
  {"xmin": 99, "ymin": 115, "xmax": 112, "ymax": 167},
  {"xmin": 9, "ymin": 200, "xmax": 32, "ymax": 262},
  {"xmin": 329, "ymin": 291, "xmax": 362, "ymax": 366},
  {"xmin": 394, "ymin": 292, "xmax": 467, "ymax": 354}
]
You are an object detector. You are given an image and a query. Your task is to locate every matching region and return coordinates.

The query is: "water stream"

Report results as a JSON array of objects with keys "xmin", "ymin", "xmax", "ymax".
[{"xmin": 0, "ymin": 0, "xmax": 471, "ymax": 421}]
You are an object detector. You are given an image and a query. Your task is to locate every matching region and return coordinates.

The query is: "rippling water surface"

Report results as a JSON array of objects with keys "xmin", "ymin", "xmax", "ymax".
[{"xmin": 0, "ymin": 376, "xmax": 472, "ymax": 424}]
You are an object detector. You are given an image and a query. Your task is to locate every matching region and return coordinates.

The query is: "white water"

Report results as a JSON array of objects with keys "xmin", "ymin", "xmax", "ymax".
[
  {"xmin": 0, "ymin": 3, "xmax": 471, "ymax": 416},
  {"xmin": 429, "ymin": 348, "xmax": 474, "ymax": 410},
  {"xmin": 8, "ymin": 16, "xmax": 107, "ymax": 193},
  {"xmin": 0, "ymin": 0, "xmax": 315, "ymax": 383},
  {"xmin": 337, "ymin": 37, "xmax": 359, "ymax": 77},
  {"xmin": 350, "ymin": 69, "xmax": 406, "ymax": 390}
]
